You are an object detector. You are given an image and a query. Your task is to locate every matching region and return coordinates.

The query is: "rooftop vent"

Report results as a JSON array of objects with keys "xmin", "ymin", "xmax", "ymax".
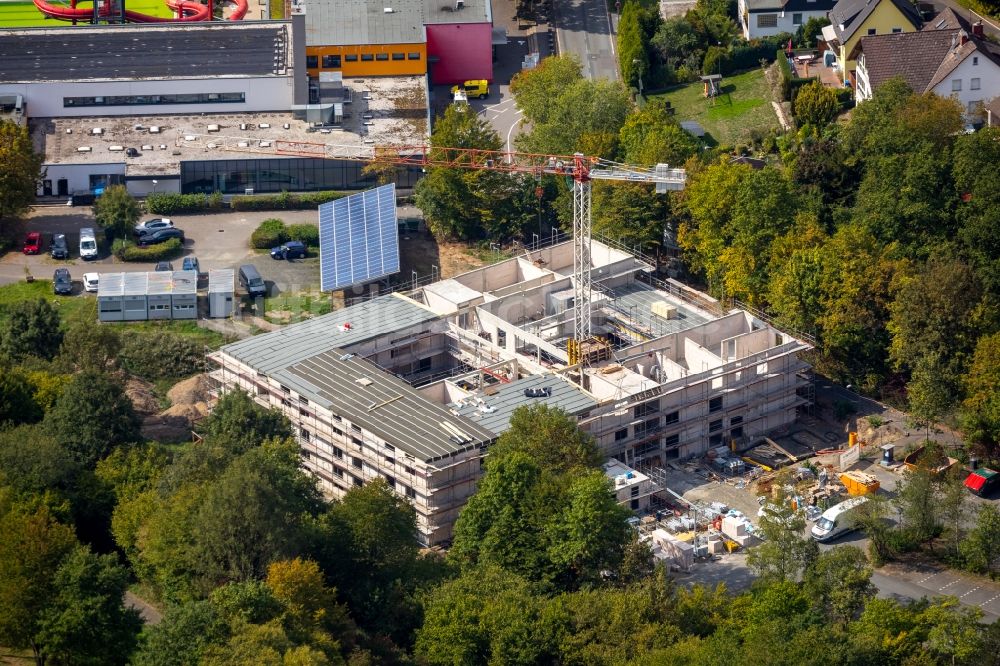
[
  {"xmin": 91, "ymin": 127, "xmax": 103, "ymax": 135},
  {"xmin": 384, "ymin": 6, "xmax": 393, "ymax": 11},
  {"xmin": 77, "ymin": 146, "xmax": 92, "ymax": 153},
  {"xmin": 149, "ymin": 126, "xmax": 161, "ymax": 134},
  {"xmin": 108, "ymin": 145, "xmax": 124, "ymax": 152},
  {"xmin": 524, "ymin": 386, "xmax": 552, "ymax": 398},
  {"xmin": 356, "ymin": 377, "xmax": 374, "ymax": 387}
]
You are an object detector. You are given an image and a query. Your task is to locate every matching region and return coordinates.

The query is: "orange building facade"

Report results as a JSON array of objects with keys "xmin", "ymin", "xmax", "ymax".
[{"xmin": 305, "ymin": 43, "xmax": 428, "ymax": 78}]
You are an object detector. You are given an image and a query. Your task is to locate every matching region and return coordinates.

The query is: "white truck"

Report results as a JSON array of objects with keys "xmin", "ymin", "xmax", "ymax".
[
  {"xmin": 79, "ymin": 227, "xmax": 98, "ymax": 261},
  {"xmin": 811, "ymin": 496, "xmax": 869, "ymax": 542}
]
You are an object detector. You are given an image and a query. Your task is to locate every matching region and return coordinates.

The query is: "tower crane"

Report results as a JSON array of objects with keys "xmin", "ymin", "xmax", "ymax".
[{"xmin": 194, "ymin": 135, "xmax": 686, "ymax": 362}]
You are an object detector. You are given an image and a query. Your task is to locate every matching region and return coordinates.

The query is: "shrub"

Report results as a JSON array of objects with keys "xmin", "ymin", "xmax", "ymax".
[
  {"xmin": 113, "ymin": 238, "xmax": 183, "ymax": 262},
  {"xmin": 119, "ymin": 331, "xmax": 205, "ymax": 380},
  {"xmin": 146, "ymin": 191, "xmax": 224, "ymax": 215},
  {"xmin": 230, "ymin": 190, "xmax": 346, "ymax": 211},
  {"xmin": 286, "ymin": 223, "xmax": 319, "ymax": 246},
  {"xmin": 250, "ymin": 219, "xmax": 288, "ymax": 249}
]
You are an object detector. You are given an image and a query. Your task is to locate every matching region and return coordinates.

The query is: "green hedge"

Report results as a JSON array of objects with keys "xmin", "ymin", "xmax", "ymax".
[
  {"xmin": 112, "ymin": 238, "xmax": 183, "ymax": 262},
  {"xmin": 146, "ymin": 192, "xmax": 225, "ymax": 215},
  {"xmin": 250, "ymin": 219, "xmax": 288, "ymax": 249},
  {"xmin": 230, "ymin": 190, "xmax": 346, "ymax": 211},
  {"xmin": 287, "ymin": 223, "xmax": 319, "ymax": 246},
  {"xmin": 775, "ymin": 50, "xmax": 818, "ymax": 101},
  {"xmin": 119, "ymin": 331, "xmax": 204, "ymax": 380}
]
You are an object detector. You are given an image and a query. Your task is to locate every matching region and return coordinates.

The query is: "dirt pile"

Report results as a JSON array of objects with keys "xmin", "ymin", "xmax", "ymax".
[
  {"xmin": 140, "ymin": 374, "xmax": 214, "ymax": 442},
  {"xmin": 126, "ymin": 378, "xmax": 161, "ymax": 416}
]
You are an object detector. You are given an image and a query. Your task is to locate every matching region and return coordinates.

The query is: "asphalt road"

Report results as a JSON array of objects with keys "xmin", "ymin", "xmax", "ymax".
[{"xmin": 553, "ymin": 0, "xmax": 619, "ymax": 80}]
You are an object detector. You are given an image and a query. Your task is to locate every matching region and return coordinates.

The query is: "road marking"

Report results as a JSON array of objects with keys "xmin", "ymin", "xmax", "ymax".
[
  {"xmin": 960, "ymin": 587, "xmax": 981, "ymax": 598},
  {"xmin": 918, "ymin": 573, "xmax": 940, "ymax": 584},
  {"xmin": 981, "ymin": 594, "xmax": 1000, "ymax": 607},
  {"xmin": 506, "ymin": 110, "xmax": 524, "ymax": 154},
  {"xmin": 606, "ymin": 4, "xmax": 616, "ymax": 59},
  {"xmin": 939, "ymin": 580, "xmax": 960, "ymax": 591}
]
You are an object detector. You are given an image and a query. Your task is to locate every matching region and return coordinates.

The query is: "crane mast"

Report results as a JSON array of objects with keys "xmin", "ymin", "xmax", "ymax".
[{"xmin": 192, "ymin": 135, "xmax": 686, "ymax": 362}]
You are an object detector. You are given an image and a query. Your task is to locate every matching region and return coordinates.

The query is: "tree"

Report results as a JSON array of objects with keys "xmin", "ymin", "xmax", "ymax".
[
  {"xmin": 795, "ymin": 16, "xmax": 830, "ymax": 47},
  {"xmin": 0, "ymin": 368, "xmax": 43, "ymax": 427},
  {"xmin": 894, "ymin": 467, "xmax": 939, "ymax": 544},
  {"xmin": 265, "ymin": 558, "xmax": 355, "ymax": 659},
  {"xmin": 60, "ymin": 315, "xmax": 122, "ymax": 372},
  {"xmin": 803, "ymin": 546, "xmax": 876, "ymax": 624},
  {"xmin": 746, "ymin": 493, "xmax": 817, "ymax": 583},
  {"xmin": 618, "ymin": 1, "xmax": 648, "ymax": 90},
  {"xmin": 35, "ymin": 547, "xmax": 142, "ymax": 666},
  {"xmin": 199, "ymin": 389, "xmax": 291, "ymax": 455},
  {"xmin": 792, "ymin": 80, "xmax": 840, "ymax": 129},
  {"xmin": 43, "ymin": 370, "xmax": 140, "ymax": 467},
  {"xmin": 937, "ymin": 468, "xmax": 970, "ymax": 560},
  {"xmin": 490, "ymin": 404, "xmax": 602, "ymax": 474},
  {"xmin": 515, "ymin": 78, "xmax": 632, "ymax": 156},
  {"xmin": 132, "ymin": 600, "xmax": 228, "ymax": 666},
  {"xmin": 0, "ymin": 298, "xmax": 63, "ymax": 362},
  {"xmin": 618, "ymin": 100, "xmax": 699, "ymax": 166},
  {"xmin": 906, "ymin": 355, "xmax": 955, "ymax": 441},
  {"xmin": 0, "ymin": 426, "xmax": 79, "ymax": 503},
  {"xmin": 962, "ymin": 333, "xmax": 1000, "ymax": 451},
  {"xmin": 960, "ymin": 504, "xmax": 1000, "ymax": 579},
  {"xmin": 0, "ymin": 119, "xmax": 44, "ymax": 231},
  {"xmin": 510, "ymin": 55, "xmax": 583, "ymax": 126},
  {"xmin": 92, "ymin": 184, "xmax": 141, "ymax": 241}
]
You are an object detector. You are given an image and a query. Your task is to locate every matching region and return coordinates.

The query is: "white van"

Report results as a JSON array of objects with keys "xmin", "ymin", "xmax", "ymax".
[
  {"xmin": 79, "ymin": 227, "xmax": 98, "ymax": 261},
  {"xmin": 811, "ymin": 496, "xmax": 868, "ymax": 542}
]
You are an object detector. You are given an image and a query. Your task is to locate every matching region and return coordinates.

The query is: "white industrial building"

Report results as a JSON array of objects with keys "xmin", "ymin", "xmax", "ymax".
[
  {"xmin": 210, "ymin": 239, "xmax": 813, "ymax": 545},
  {"xmin": 97, "ymin": 270, "xmax": 197, "ymax": 322}
]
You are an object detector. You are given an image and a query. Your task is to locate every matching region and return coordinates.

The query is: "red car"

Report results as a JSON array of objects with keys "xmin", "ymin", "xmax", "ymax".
[{"xmin": 22, "ymin": 232, "xmax": 41, "ymax": 255}]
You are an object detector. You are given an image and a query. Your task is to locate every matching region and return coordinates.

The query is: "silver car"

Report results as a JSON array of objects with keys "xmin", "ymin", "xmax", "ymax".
[{"xmin": 134, "ymin": 217, "xmax": 173, "ymax": 237}]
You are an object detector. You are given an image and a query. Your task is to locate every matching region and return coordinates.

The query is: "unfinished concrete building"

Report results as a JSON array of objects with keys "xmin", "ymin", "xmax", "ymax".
[{"xmin": 210, "ymin": 239, "xmax": 813, "ymax": 545}]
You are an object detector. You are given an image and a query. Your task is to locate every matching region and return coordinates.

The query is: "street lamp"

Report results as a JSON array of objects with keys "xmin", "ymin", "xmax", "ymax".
[
  {"xmin": 151, "ymin": 179, "xmax": 158, "ymax": 194},
  {"xmin": 632, "ymin": 58, "xmax": 644, "ymax": 96}
]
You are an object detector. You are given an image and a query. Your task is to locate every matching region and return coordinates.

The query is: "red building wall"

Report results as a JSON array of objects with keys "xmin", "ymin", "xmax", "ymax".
[{"xmin": 425, "ymin": 23, "xmax": 493, "ymax": 84}]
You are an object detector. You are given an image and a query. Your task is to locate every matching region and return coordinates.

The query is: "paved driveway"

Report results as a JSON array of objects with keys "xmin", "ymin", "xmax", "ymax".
[{"xmin": 553, "ymin": 0, "xmax": 619, "ymax": 80}]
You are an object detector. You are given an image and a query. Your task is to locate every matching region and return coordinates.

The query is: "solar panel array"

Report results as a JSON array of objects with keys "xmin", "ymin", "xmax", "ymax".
[{"xmin": 318, "ymin": 183, "xmax": 400, "ymax": 292}]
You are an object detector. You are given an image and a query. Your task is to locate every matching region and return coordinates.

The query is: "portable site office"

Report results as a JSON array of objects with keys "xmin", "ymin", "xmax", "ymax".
[
  {"xmin": 97, "ymin": 270, "xmax": 199, "ymax": 322},
  {"xmin": 123, "ymin": 272, "xmax": 148, "ymax": 321},
  {"xmin": 146, "ymin": 271, "xmax": 173, "ymax": 320},
  {"xmin": 208, "ymin": 269, "xmax": 235, "ymax": 318},
  {"xmin": 169, "ymin": 270, "xmax": 198, "ymax": 320},
  {"xmin": 96, "ymin": 272, "xmax": 125, "ymax": 322}
]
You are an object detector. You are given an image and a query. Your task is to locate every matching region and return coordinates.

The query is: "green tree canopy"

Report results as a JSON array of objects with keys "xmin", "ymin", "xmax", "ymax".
[
  {"xmin": 198, "ymin": 389, "xmax": 292, "ymax": 455},
  {"xmin": 490, "ymin": 404, "xmax": 602, "ymax": 474},
  {"xmin": 93, "ymin": 184, "xmax": 141, "ymax": 240},
  {"xmin": 962, "ymin": 332, "xmax": 1000, "ymax": 451},
  {"xmin": 0, "ymin": 298, "xmax": 63, "ymax": 362},
  {"xmin": 0, "ymin": 119, "xmax": 44, "ymax": 230},
  {"xmin": 792, "ymin": 80, "xmax": 840, "ymax": 129},
  {"xmin": 618, "ymin": 100, "xmax": 700, "ymax": 166}
]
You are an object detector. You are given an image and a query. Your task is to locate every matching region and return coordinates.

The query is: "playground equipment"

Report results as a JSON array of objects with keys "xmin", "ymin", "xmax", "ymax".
[{"xmin": 31, "ymin": 0, "xmax": 247, "ymax": 23}]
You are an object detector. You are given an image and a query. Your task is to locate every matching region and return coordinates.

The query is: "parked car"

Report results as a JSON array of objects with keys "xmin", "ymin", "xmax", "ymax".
[
  {"xmin": 138, "ymin": 227, "xmax": 184, "ymax": 246},
  {"xmin": 270, "ymin": 241, "xmax": 307, "ymax": 260},
  {"xmin": 53, "ymin": 268, "xmax": 73, "ymax": 295},
  {"xmin": 79, "ymin": 227, "xmax": 99, "ymax": 261},
  {"xmin": 154, "ymin": 261, "xmax": 174, "ymax": 272},
  {"xmin": 450, "ymin": 79, "xmax": 489, "ymax": 99},
  {"xmin": 238, "ymin": 264, "xmax": 267, "ymax": 298},
  {"xmin": 50, "ymin": 234, "xmax": 69, "ymax": 259},
  {"xmin": 23, "ymin": 232, "xmax": 41, "ymax": 254},
  {"xmin": 181, "ymin": 256, "xmax": 200, "ymax": 274},
  {"xmin": 83, "ymin": 272, "xmax": 99, "ymax": 293},
  {"xmin": 134, "ymin": 217, "xmax": 173, "ymax": 237},
  {"xmin": 811, "ymin": 496, "xmax": 869, "ymax": 542}
]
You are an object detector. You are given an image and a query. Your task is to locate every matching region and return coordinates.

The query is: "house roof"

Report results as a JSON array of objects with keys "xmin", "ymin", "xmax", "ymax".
[
  {"xmin": 856, "ymin": 8, "xmax": 1000, "ymax": 94},
  {"xmin": 857, "ymin": 29, "xmax": 959, "ymax": 92},
  {"xmin": 301, "ymin": 0, "xmax": 491, "ymax": 47},
  {"xmin": 828, "ymin": 0, "xmax": 922, "ymax": 45}
]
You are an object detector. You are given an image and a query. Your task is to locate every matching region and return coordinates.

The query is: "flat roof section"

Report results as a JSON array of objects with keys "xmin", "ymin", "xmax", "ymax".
[
  {"xmin": 450, "ymin": 374, "xmax": 598, "ymax": 436},
  {"xmin": 221, "ymin": 293, "xmax": 441, "ymax": 374},
  {"xmin": 0, "ymin": 22, "xmax": 291, "ymax": 84},
  {"xmin": 302, "ymin": 0, "xmax": 490, "ymax": 46},
  {"xmin": 277, "ymin": 350, "xmax": 495, "ymax": 462},
  {"xmin": 600, "ymin": 281, "xmax": 714, "ymax": 342}
]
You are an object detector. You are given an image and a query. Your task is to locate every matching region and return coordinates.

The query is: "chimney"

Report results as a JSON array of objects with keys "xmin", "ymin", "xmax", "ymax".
[
  {"xmin": 960, "ymin": 31, "xmax": 969, "ymax": 46},
  {"xmin": 973, "ymin": 21, "xmax": 984, "ymax": 38}
]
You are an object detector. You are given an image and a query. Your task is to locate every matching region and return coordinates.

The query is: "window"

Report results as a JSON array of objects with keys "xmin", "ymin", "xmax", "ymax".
[
  {"xmin": 757, "ymin": 13, "xmax": 777, "ymax": 27},
  {"xmin": 351, "ymin": 424, "xmax": 362, "ymax": 434},
  {"xmin": 299, "ymin": 396, "xmax": 309, "ymax": 405},
  {"xmin": 300, "ymin": 428, "xmax": 311, "ymax": 442},
  {"xmin": 332, "ymin": 446, "xmax": 343, "ymax": 459},
  {"xmin": 731, "ymin": 426, "xmax": 744, "ymax": 439},
  {"xmin": 63, "ymin": 92, "xmax": 246, "ymax": 107},
  {"xmin": 709, "ymin": 396, "xmax": 723, "ymax": 413},
  {"xmin": 280, "ymin": 385, "xmax": 290, "ymax": 394},
  {"xmin": 351, "ymin": 457, "xmax": 362, "ymax": 469},
  {"xmin": 418, "ymin": 357, "xmax": 432, "ymax": 372},
  {"xmin": 953, "ymin": 79, "xmax": 962, "ymax": 92},
  {"xmin": 361, "ymin": 53, "xmax": 374, "ymax": 61},
  {"xmin": 891, "ymin": 27, "xmax": 902, "ymax": 33},
  {"xmin": 973, "ymin": 56, "xmax": 979, "ymax": 65},
  {"xmin": 615, "ymin": 428, "xmax": 629, "ymax": 442},
  {"xmin": 392, "ymin": 53, "xmax": 405, "ymax": 60},
  {"xmin": 637, "ymin": 418, "xmax": 660, "ymax": 437},
  {"xmin": 375, "ymin": 53, "xmax": 389, "ymax": 61},
  {"xmin": 631, "ymin": 485, "xmax": 640, "ymax": 497},
  {"xmin": 665, "ymin": 434, "xmax": 680, "ymax": 447},
  {"xmin": 384, "ymin": 475, "xmax": 395, "ymax": 488},
  {"xmin": 664, "ymin": 411, "xmax": 679, "ymax": 425},
  {"xmin": 306, "ymin": 55, "xmax": 318, "ymax": 68},
  {"xmin": 867, "ymin": 28, "xmax": 876, "ymax": 35},
  {"xmin": 345, "ymin": 54, "xmax": 358, "ymax": 62},
  {"xmin": 332, "ymin": 466, "xmax": 343, "ymax": 478},
  {"xmin": 709, "ymin": 433, "xmax": 723, "ymax": 446},
  {"xmin": 353, "ymin": 476, "xmax": 363, "ymax": 487},
  {"xmin": 710, "ymin": 419, "xmax": 723, "ymax": 433},
  {"xmin": 792, "ymin": 12, "xmax": 802, "ymax": 24},
  {"xmin": 407, "ymin": 52, "xmax": 421, "ymax": 60},
  {"xmin": 631, "ymin": 498, "xmax": 640, "ymax": 510},
  {"xmin": 405, "ymin": 486, "xmax": 416, "ymax": 499},
  {"xmin": 730, "ymin": 415, "xmax": 744, "ymax": 426},
  {"xmin": 634, "ymin": 400, "xmax": 659, "ymax": 419},
  {"xmin": 971, "ymin": 78, "xmax": 981, "ymax": 90},
  {"xmin": 404, "ymin": 465, "xmax": 416, "ymax": 475},
  {"xmin": 321, "ymin": 55, "xmax": 341, "ymax": 68},
  {"xmin": 968, "ymin": 100, "xmax": 981, "ymax": 114}
]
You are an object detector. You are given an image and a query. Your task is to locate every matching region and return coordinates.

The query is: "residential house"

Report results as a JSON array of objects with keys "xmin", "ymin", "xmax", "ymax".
[
  {"xmin": 821, "ymin": 0, "xmax": 922, "ymax": 86},
  {"xmin": 738, "ymin": 0, "xmax": 836, "ymax": 40},
  {"xmin": 855, "ymin": 9, "xmax": 1000, "ymax": 122}
]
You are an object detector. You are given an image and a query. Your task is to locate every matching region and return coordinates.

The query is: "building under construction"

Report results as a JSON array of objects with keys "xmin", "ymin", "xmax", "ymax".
[{"xmin": 210, "ymin": 239, "xmax": 813, "ymax": 545}]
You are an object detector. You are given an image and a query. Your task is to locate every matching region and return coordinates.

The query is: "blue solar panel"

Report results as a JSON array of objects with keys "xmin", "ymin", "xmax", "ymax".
[{"xmin": 319, "ymin": 183, "xmax": 400, "ymax": 291}]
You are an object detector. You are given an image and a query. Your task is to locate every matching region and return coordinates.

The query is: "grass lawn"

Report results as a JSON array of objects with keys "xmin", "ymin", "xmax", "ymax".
[
  {"xmin": 262, "ymin": 289, "xmax": 333, "ymax": 325},
  {"xmin": 648, "ymin": 68, "xmax": 779, "ymax": 148},
  {"xmin": 0, "ymin": 0, "xmax": 173, "ymax": 27}
]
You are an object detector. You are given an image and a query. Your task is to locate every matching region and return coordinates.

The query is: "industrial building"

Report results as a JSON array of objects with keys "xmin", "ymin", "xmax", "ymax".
[
  {"xmin": 210, "ymin": 239, "xmax": 813, "ymax": 545},
  {"xmin": 297, "ymin": 0, "xmax": 495, "ymax": 84}
]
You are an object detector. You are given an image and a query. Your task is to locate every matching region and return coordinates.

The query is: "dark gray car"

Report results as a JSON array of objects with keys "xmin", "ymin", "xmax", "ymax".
[
  {"xmin": 53, "ymin": 268, "xmax": 72, "ymax": 295},
  {"xmin": 50, "ymin": 234, "xmax": 69, "ymax": 259}
]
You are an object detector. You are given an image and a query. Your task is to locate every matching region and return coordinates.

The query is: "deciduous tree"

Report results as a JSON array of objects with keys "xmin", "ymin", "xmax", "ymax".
[
  {"xmin": 93, "ymin": 184, "xmax": 141, "ymax": 241},
  {"xmin": 962, "ymin": 332, "xmax": 1000, "ymax": 450},
  {"xmin": 0, "ymin": 298, "xmax": 62, "ymax": 361},
  {"xmin": 803, "ymin": 546, "xmax": 876, "ymax": 624},
  {"xmin": 792, "ymin": 80, "xmax": 840, "ymax": 129},
  {"xmin": 198, "ymin": 389, "xmax": 291, "ymax": 455},
  {"xmin": 0, "ymin": 119, "xmax": 44, "ymax": 230}
]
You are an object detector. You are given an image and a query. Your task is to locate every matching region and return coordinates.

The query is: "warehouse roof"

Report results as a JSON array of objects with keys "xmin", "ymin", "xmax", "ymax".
[
  {"xmin": 277, "ymin": 350, "xmax": 495, "ymax": 462},
  {"xmin": 220, "ymin": 293, "xmax": 441, "ymax": 374},
  {"xmin": 450, "ymin": 374, "xmax": 598, "ymax": 436},
  {"xmin": 300, "ymin": 0, "xmax": 491, "ymax": 46},
  {"xmin": 0, "ymin": 22, "xmax": 292, "ymax": 83}
]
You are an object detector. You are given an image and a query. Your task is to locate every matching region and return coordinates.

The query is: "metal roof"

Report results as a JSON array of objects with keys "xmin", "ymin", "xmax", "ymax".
[
  {"xmin": 122, "ymin": 272, "xmax": 148, "ymax": 296},
  {"xmin": 302, "ymin": 0, "xmax": 491, "ymax": 46},
  {"xmin": 278, "ymin": 350, "xmax": 495, "ymax": 462},
  {"xmin": 220, "ymin": 293, "xmax": 441, "ymax": 374},
  {"xmin": 209, "ymin": 269, "xmax": 235, "ymax": 294},
  {"xmin": 97, "ymin": 272, "xmax": 124, "ymax": 297},
  {"xmin": 171, "ymin": 270, "xmax": 198, "ymax": 295},
  {"xmin": 450, "ymin": 374, "xmax": 598, "ymax": 436},
  {"xmin": 146, "ymin": 271, "xmax": 174, "ymax": 296},
  {"xmin": 0, "ymin": 22, "xmax": 291, "ymax": 84}
]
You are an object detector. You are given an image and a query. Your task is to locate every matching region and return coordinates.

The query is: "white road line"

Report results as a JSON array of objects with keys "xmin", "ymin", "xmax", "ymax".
[
  {"xmin": 606, "ymin": 2, "xmax": 616, "ymax": 58},
  {"xmin": 981, "ymin": 594, "xmax": 1000, "ymax": 607},
  {"xmin": 939, "ymin": 580, "xmax": 960, "ymax": 591},
  {"xmin": 960, "ymin": 587, "xmax": 981, "ymax": 598},
  {"xmin": 506, "ymin": 110, "xmax": 524, "ymax": 154},
  {"xmin": 918, "ymin": 574, "xmax": 939, "ymax": 584}
]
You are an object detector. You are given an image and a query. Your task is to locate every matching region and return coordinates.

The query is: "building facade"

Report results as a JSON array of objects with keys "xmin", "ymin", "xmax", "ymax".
[
  {"xmin": 211, "ymin": 240, "xmax": 813, "ymax": 545},
  {"xmin": 738, "ymin": 0, "xmax": 835, "ymax": 40},
  {"xmin": 822, "ymin": 0, "xmax": 922, "ymax": 85}
]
